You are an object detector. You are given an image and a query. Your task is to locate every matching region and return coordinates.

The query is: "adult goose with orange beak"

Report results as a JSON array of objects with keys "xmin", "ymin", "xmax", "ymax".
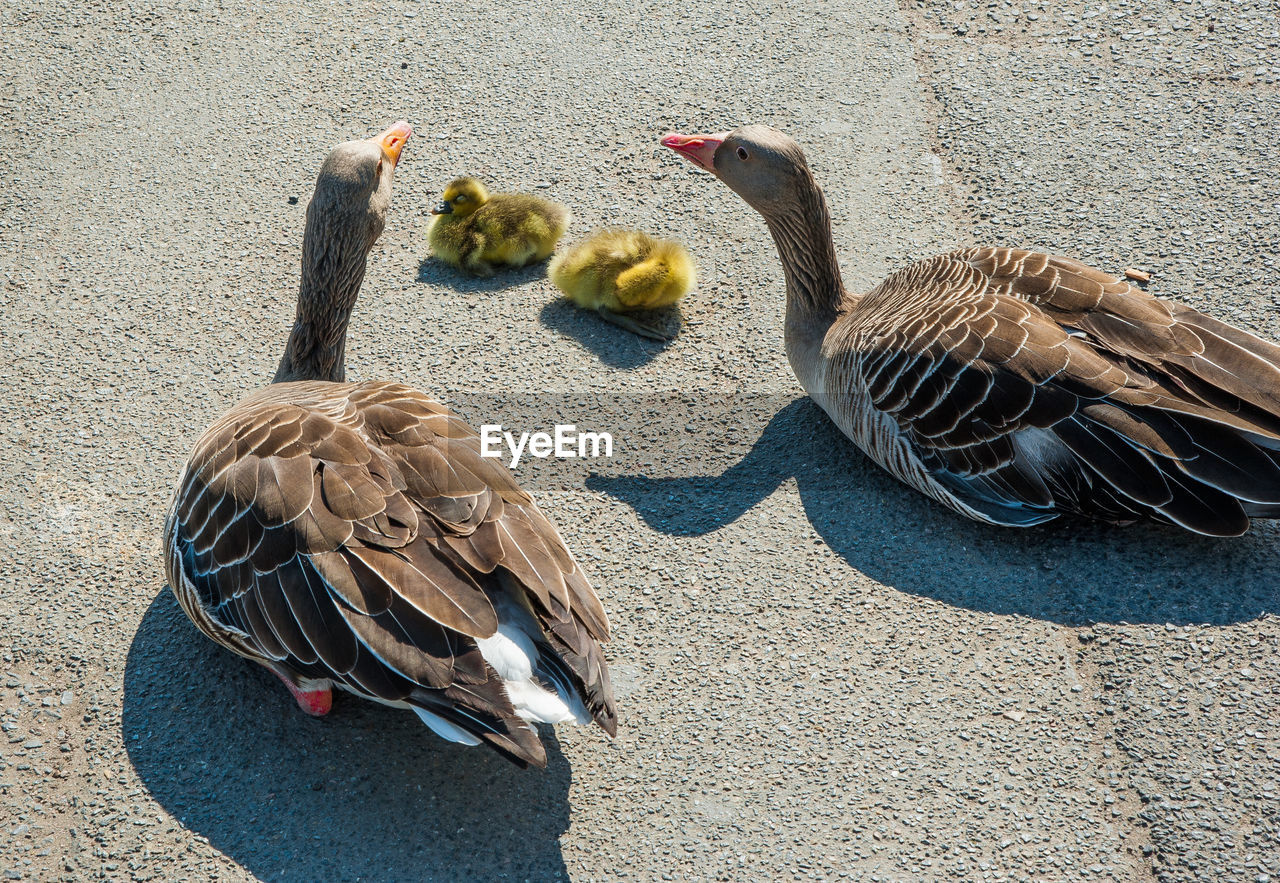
[
  {"xmin": 664, "ymin": 125, "xmax": 1280, "ymax": 536},
  {"xmin": 164, "ymin": 123, "xmax": 615, "ymax": 767}
]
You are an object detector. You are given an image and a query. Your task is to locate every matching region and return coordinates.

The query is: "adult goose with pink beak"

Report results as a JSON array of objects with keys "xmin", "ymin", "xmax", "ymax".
[
  {"xmin": 665, "ymin": 124, "xmax": 1280, "ymax": 536},
  {"xmin": 164, "ymin": 122, "xmax": 615, "ymax": 767}
]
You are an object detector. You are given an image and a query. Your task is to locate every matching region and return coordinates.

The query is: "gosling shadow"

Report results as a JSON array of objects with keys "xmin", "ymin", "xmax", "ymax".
[
  {"xmin": 537, "ymin": 299, "xmax": 675, "ymax": 369},
  {"xmin": 587, "ymin": 397, "xmax": 1279, "ymax": 626},
  {"xmin": 124, "ymin": 591, "xmax": 573, "ymax": 881},
  {"xmin": 416, "ymin": 256, "xmax": 550, "ymax": 292}
]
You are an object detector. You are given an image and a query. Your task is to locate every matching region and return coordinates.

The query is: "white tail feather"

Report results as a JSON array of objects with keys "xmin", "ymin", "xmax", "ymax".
[
  {"xmin": 476, "ymin": 595, "xmax": 591, "ymax": 726},
  {"xmin": 412, "ymin": 707, "xmax": 482, "ymax": 746}
]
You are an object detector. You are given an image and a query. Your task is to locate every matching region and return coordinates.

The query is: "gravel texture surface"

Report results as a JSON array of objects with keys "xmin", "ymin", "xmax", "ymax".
[{"xmin": 1, "ymin": 0, "xmax": 1277, "ymax": 880}]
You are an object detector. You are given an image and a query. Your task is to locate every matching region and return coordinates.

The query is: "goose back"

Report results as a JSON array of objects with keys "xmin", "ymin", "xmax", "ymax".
[
  {"xmin": 826, "ymin": 246, "xmax": 1280, "ymax": 534},
  {"xmin": 165, "ymin": 380, "xmax": 614, "ymax": 767}
]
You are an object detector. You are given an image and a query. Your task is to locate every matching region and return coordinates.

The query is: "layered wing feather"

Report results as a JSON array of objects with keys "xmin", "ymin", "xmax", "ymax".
[
  {"xmin": 837, "ymin": 247, "xmax": 1280, "ymax": 535},
  {"xmin": 164, "ymin": 380, "xmax": 613, "ymax": 766}
]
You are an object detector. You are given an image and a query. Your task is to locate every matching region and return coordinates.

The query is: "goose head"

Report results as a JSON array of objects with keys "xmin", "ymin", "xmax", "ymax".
[
  {"xmin": 431, "ymin": 176, "xmax": 490, "ymax": 218},
  {"xmin": 662, "ymin": 124, "xmax": 844, "ymax": 327},
  {"xmin": 305, "ymin": 120, "xmax": 412, "ymax": 261},
  {"xmin": 662, "ymin": 125, "xmax": 812, "ymax": 215}
]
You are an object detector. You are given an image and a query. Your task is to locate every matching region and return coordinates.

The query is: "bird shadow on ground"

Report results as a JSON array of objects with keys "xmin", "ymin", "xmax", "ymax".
[
  {"xmin": 416, "ymin": 256, "xmax": 549, "ymax": 293},
  {"xmin": 124, "ymin": 592, "xmax": 573, "ymax": 882},
  {"xmin": 538, "ymin": 299, "xmax": 675, "ymax": 369},
  {"xmin": 587, "ymin": 397, "xmax": 1279, "ymax": 626}
]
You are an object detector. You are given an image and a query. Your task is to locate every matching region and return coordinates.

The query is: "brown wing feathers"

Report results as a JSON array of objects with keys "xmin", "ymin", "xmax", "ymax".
[
  {"xmin": 363, "ymin": 384, "xmax": 613, "ymax": 730},
  {"xmin": 167, "ymin": 381, "xmax": 614, "ymax": 766},
  {"xmin": 858, "ymin": 247, "xmax": 1280, "ymax": 535}
]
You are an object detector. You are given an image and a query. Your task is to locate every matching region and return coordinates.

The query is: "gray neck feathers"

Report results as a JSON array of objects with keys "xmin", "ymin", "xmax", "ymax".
[
  {"xmin": 761, "ymin": 168, "xmax": 844, "ymax": 326},
  {"xmin": 272, "ymin": 206, "xmax": 370, "ymax": 384}
]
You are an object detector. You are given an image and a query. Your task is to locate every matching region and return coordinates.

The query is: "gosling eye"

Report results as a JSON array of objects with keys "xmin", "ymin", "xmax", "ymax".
[
  {"xmin": 455, "ymin": 194, "xmax": 468, "ymax": 203},
  {"xmin": 736, "ymin": 146, "xmax": 750, "ymax": 161}
]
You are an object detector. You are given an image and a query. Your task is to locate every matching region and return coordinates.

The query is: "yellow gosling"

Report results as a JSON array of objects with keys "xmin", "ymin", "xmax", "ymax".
[
  {"xmin": 427, "ymin": 176, "xmax": 568, "ymax": 277},
  {"xmin": 549, "ymin": 229, "xmax": 696, "ymax": 340}
]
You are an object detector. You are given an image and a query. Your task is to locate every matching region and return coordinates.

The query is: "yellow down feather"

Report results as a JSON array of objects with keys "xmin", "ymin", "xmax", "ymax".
[
  {"xmin": 549, "ymin": 230, "xmax": 695, "ymax": 313},
  {"xmin": 427, "ymin": 176, "xmax": 568, "ymax": 277}
]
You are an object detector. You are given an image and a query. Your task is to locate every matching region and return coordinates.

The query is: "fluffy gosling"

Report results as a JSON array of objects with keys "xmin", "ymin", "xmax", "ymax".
[
  {"xmin": 549, "ymin": 229, "xmax": 695, "ymax": 340},
  {"xmin": 427, "ymin": 176, "xmax": 568, "ymax": 277}
]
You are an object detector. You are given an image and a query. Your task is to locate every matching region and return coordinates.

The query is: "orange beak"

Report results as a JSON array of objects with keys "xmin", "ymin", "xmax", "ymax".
[
  {"xmin": 374, "ymin": 120, "xmax": 412, "ymax": 167},
  {"xmin": 661, "ymin": 131, "xmax": 727, "ymax": 173}
]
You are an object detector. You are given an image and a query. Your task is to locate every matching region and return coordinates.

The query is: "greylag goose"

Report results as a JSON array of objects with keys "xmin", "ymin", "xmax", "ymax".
[
  {"xmin": 163, "ymin": 123, "xmax": 615, "ymax": 767},
  {"xmin": 664, "ymin": 125, "xmax": 1280, "ymax": 536}
]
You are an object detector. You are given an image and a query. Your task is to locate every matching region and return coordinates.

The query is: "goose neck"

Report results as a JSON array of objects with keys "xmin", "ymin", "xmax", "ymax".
[
  {"xmin": 763, "ymin": 177, "xmax": 844, "ymax": 332},
  {"xmin": 272, "ymin": 211, "xmax": 371, "ymax": 384}
]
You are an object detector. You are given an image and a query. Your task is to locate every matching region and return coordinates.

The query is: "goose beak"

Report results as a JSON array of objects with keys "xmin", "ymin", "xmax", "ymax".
[
  {"xmin": 375, "ymin": 120, "xmax": 413, "ymax": 167},
  {"xmin": 431, "ymin": 201, "xmax": 452, "ymax": 215},
  {"xmin": 661, "ymin": 132, "xmax": 726, "ymax": 173}
]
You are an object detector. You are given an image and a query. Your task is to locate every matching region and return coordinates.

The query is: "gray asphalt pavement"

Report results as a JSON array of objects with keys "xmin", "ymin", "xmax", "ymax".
[{"xmin": 1, "ymin": 0, "xmax": 1277, "ymax": 880}]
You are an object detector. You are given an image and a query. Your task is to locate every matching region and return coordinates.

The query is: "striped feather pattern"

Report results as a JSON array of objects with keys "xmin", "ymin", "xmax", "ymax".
[
  {"xmin": 822, "ymin": 247, "xmax": 1280, "ymax": 535},
  {"xmin": 674, "ymin": 126, "xmax": 1280, "ymax": 537}
]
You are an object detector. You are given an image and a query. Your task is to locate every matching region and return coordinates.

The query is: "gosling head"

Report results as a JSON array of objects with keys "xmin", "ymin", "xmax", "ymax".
[
  {"xmin": 661, "ymin": 125, "xmax": 811, "ymax": 216},
  {"xmin": 431, "ymin": 176, "xmax": 491, "ymax": 218}
]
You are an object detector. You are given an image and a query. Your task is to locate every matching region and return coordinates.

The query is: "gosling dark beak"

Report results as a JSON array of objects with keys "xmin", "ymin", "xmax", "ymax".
[
  {"xmin": 661, "ymin": 132, "xmax": 727, "ymax": 174},
  {"xmin": 431, "ymin": 201, "xmax": 452, "ymax": 215}
]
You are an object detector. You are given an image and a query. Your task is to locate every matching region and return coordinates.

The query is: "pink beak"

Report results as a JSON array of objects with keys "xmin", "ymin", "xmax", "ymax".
[{"xmin": 661, "ymin": 131, "xmax": 728, "ymax": 173}]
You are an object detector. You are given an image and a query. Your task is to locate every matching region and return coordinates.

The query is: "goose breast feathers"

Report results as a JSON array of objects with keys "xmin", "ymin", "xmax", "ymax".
[{"xmin": 164, "ymin": 380, "xmax": 614, "ymax": 766}]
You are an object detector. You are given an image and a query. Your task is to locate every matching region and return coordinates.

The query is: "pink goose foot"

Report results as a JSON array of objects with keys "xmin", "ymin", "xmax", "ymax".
[{"xmin": 275, "ymin": 673, "xmax": 332, "ymax": 716}]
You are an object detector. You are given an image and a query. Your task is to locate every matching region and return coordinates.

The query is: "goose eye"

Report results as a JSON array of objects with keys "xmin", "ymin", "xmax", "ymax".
[{"xmin": 736, "ymin": 146, "xmax": 749, "ymax": 160}]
